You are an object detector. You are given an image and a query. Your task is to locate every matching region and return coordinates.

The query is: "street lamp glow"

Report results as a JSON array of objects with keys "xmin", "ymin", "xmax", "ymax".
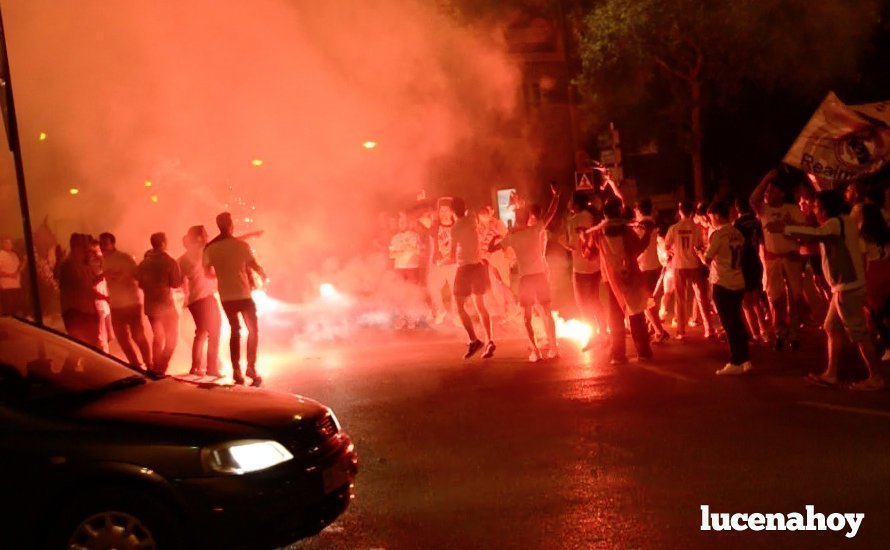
[
  {"xmin": 38, "ymin": 132, "xmax": 47, "ymax": 142},
  {"xmin": 319, "ymin": 283, "xmax": 338, "ymax": 300},
  {"xmin": 251, "ymin": 159, "xmax": 264, "ymax": 167},
  {"xmin": 150, "ymin": 194, "xmax": 159, "ymax": 203},
  {"xmin": 69, "ymin": 187, "xmax": 79, "ymax": 196},
  {"xmin": 144, "ymin": 180, "xmax": 153, "ymax": 188},
  {"xmin": 362, "ymin": 141, "xmax": 377, "ymax": 150}
]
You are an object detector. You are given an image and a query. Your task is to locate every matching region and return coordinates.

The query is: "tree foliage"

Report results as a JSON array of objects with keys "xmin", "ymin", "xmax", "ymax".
[{"xmin": 576, "ymin": 0, "xmax": 883, "ymax": 196}]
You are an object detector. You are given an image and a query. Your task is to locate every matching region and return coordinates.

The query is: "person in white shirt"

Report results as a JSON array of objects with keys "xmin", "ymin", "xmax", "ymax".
[
  {"xmin": 389, "ymin": 212, "xmax": 424, "ymax": 329},
  {"xmin": 450, "ymin": 197, "xmax": 495, "ymax": 359},
  {"xmin": 634, "ymin": 199, "xmax": 669, "ymax": 342},
  {"xmin": 389, "ymin": 212, "xmax": 423, "ymax": 284},
  {"xmin": 664, "ymin": 201, "xmax": 714, "ymax": 339},
  {"xmin": 767, "ymin": 189, "xmax": 884, "ymax": 391},
  {"xmin": 99, "ymin": 232, "xmax": 152, "ymax": 369},
  {"xmin": 564, "ymin": 192, "xmax": 605, "ymax": 349},
  {"xmin": 427, "ymin": 198, "xmax": 458, "ymax": 324},
  {"xmin": 477, "ymin": 206, "xmax": 514, "ymax": 319},
  {"xmin": 0, "ymin": 237, "xmax": 24, "ymax": 317},
  {"xmin": 750, "ymin": 167, "xmax": 806, "ymax": 351},
  {"xmin": 492, "ymin": 187, "xmax": 560, "ymax": 362},
  {"xmin": 204, "ymin": 212, "xmax": 267, "ymax": 386},
  {"xmin": 179, "ymin": 226, "xmax": 222, "ymax": 377},
  {"xmin": 700, "ymin": 201, "xmax": 751, "ymax": 375}
]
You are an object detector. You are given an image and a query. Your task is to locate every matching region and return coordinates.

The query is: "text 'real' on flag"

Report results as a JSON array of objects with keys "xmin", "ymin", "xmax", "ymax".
[{"xmin": 783, "ymin": 92, "xmax": 890, "ymax": 188}]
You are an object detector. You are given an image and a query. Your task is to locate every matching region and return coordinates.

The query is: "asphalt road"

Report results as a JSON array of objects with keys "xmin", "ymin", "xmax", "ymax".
[{"xmin": 262, "ymin": 325, "xmax": 890, "ymax": 549}]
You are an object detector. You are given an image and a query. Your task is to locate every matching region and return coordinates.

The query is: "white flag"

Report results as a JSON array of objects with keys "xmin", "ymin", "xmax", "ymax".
[{"xmin": 783, "ymin": 92, "xmax": 890, "ymax": 188}]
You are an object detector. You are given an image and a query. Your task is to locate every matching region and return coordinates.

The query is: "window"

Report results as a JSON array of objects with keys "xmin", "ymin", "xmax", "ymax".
[{"xmin": 0, "ymin": 320, "xmax": 142, "ymax": 404}]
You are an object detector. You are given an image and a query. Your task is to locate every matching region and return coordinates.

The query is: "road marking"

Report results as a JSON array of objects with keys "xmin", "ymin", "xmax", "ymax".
[
  {"xmin": 799, "ymin": 401, "xmax": 890, "ymax": 419},
  {"xmin": 635, "ymin": 363, "xmax": 696, "ymax": 383}
]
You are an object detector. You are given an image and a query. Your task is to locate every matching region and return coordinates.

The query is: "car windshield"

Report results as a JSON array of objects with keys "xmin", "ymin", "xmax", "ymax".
[{"xmin": 0, "ymin": 318, "xmax": 146, "ymax": 405}]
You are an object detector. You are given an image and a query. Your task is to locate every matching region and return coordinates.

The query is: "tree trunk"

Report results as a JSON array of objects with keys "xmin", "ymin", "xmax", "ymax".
[{"xmin": 690, "ymin": 79, "xmax": 704, "ymax": 200}]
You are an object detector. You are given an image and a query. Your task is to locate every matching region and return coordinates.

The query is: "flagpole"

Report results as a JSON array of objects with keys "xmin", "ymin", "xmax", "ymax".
[{"xmin": 0, "ymin": 6, "xmax": 44, "ymax": 325}]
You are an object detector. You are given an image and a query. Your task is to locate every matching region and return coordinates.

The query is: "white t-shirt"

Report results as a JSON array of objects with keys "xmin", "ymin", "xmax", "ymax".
[
  {"xmin": 760, "ymin": 203, "xmax": 805, "ymax": 255},
  {"xmin": 179, "ymin": 250, "xmax": 217, "ymax": 305},
  {"xmin": 389, "ymin": 230, "xmax": 422, "ymax": 269},
  {"xmin": 501, "ymin": 225, "xmax": 547, "ymax": 277},
  {"xmin": 785, "ymin": 215, "xmax": 865, "ymax": 292},
  {"xmin": 0, "ymin": 250, "xmax": 22, "ymax": 290},
  {"xmin": 566, "ymin": 211, "xmax": 600, "ymax": 274},
  {"xmin": 102, "ymin": 250, "xmax": 140, "ymax": 308},
  {"xmin": 452, "ymin": 216, "xmax": 482, "ymax": 266},
  {"xmin": 704, "ymin": 224, "xmax": 745, "ymax": 290},
  {"xmin": 664, "ymin": 219, "xmax": 703, "ymax": 269},
  {"xmin": 203, "ymin": 236, "xmax": 258, "ymax": 302},
  {"xmin": 635, "ymin": 217, "xmax": 661, "ymax": 272}
]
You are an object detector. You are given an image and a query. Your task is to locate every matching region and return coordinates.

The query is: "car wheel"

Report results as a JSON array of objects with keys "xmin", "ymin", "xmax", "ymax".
[{"xmin": 47, "ymin": 488, "xmax": 182, "ymax": 550}]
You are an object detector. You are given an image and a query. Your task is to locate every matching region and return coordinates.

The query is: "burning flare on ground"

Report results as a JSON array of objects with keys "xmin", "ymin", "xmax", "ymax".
[{"xmin": 552, "ymin": 312, "xmax": 593, "ymax": 348}]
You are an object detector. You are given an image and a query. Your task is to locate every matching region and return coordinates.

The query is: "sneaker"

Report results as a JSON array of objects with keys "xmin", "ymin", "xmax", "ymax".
[
  {"xmin": 546, "ymin": 347, "xmax": 560, "ymax": 360},
  {"xmin": 250, "ymin": 375, "xmax": 263, "ymax": 387},
  {"xmin": 741, "ymin": 361, "xmax": 753, "ymax": 373},
  {"xmin": 232, "ymin": 372, "xmax": 245, "ymax": 385},
  {"xmin": 849, "ymin": 376, "xmax": 886, "ymax": 391},
  {"xmin": 464, "ymin": 339, "xmax": 484, "ymax": 359},
  {"xmin": 528, "ymin": 348, "xmax": 542, "ymax": 363},
  {"xmin": 481, "ymin": 341, "xmax": 496, "ymax": 359},
  {"xmin": 716, "ymin": 363, "xmax": 746, "ymax": 376},
  {"xmin": 675, "ymin": 333, "xmax": 686, "ymax": 342},
  {"xmin": 790, "ymin": 340, "xmax": 801, "ymax": 352},
  {"xmin": 654, "ymin": 331, "xmax": 670, "ymax": 344}
]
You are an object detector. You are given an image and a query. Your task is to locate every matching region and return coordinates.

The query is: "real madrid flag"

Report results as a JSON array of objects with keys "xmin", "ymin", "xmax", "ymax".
[{"xmin": 783, "ymin": 92, "xmax": 890, "ymax": 188}]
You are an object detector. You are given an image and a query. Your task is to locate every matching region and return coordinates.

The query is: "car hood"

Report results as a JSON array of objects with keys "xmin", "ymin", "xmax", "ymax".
[{"xmin": 75, "ymin": 377, "xmax": 328, "ymax": 434}]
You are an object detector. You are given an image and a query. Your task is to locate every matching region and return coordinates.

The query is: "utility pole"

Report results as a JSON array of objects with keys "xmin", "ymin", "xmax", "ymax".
[{"xmin": 0, "ymin": 5, "xmax": 44, "ymax": 324}]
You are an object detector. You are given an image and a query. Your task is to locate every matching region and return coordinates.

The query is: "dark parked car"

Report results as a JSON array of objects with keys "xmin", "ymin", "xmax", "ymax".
[{"xmin": 0, "ymin": 317, "xmax": 358, "ymax": 549}]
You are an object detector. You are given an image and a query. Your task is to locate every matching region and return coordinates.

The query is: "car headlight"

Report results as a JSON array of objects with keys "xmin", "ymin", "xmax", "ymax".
[
  {"xmin": 203, "ymin": 440, "xmax": 293, "ymax": 475},
  {"xmin": 327, "ymin": 408, "xmax": 341, "ymax": 431}
]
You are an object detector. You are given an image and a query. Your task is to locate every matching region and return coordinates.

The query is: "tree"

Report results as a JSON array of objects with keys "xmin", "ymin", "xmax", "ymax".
[{"xmin": 576, "ymin": 0, "xmax": 882, "ymax": 199}]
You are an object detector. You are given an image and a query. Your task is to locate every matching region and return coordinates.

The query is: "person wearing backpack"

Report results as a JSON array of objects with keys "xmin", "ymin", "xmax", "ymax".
[{"xmin": 766, "ymin": 189, "xmax": 884, "ymax": 391}]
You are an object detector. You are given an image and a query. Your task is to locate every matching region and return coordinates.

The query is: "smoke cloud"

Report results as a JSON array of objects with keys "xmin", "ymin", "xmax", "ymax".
[{"xmin": 2, "ymin": 0, "xmax": 536, "ymax": 300}]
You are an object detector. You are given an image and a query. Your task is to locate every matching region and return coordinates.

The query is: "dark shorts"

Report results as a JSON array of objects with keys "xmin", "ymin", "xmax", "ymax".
[
  {"xmin": 453, "ymin": 263, "xmax": 490, "ymax": 297},
  {"xmin": 396, "ymin": 268, "xmax": 422, "ymax": 285},
  {"xmin": 642, "ymin": 269, "xmax": 661, "ymax": 295},
  {"xmin": 519, "ymin": 273, "xmax": 551, "ymax": 307},
  {"xmin": 806, "ymin": 253, "xmax": 824, "ymax": 277},
  {"xmin": 741, "ymin": 258, "xmax": 763, "ymax": 293}
]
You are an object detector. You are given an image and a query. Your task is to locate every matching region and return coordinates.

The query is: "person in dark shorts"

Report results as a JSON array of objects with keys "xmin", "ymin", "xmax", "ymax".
[
  {"xmin": 491, "ymin": 186, "xmax": 560, "ymax": 362},
  {"xmin": 734, "ymin": 198, "xmax": 770, "ymax": 344},
  {"xmin": 450, "ymin": 197, "xmax": 495, "ymax": 359}
]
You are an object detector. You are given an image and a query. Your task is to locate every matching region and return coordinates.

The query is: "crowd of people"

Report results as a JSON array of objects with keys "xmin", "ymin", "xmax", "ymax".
[
  {"xmin": 1, "ymin": 212, "xmax": 268, "ymax": 386},
  {"xmin": 378, "ymin": 164, "xmax": 889, "ymax": 390},
  {"xmin": 3, "ymin": 164, "xmax": 890, "ymax": 391}
]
